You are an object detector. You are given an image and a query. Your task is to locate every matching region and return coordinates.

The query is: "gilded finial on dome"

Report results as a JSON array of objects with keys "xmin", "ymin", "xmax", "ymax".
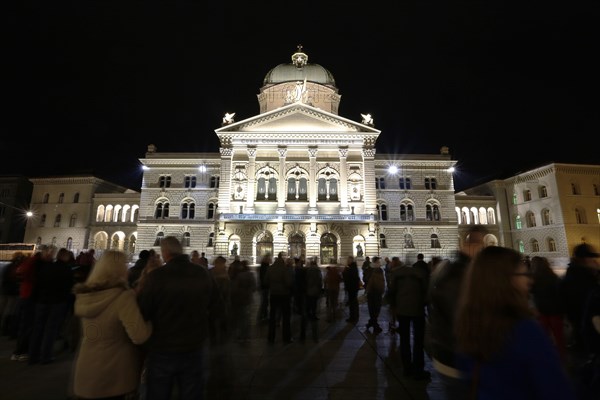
[{"xmin": 292, "ymin": 44, "xmax": 308, "ymax": 68}]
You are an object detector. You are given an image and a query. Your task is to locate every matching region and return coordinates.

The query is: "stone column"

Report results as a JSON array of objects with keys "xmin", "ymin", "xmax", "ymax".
[
  {"xmin": 308, "ymin": 146, "xmax": 318, "ymax": 214},
  {"xmin": 245, "ymin": 146, "xmax": 256, "ymax": 213},
  {"xmin": 362, "ymin": 147, "xmax": 377, "ymax": 215},
  {"xmin": 276, "ymin": 146, "xmax": 287, "ymax": 214},
  {"xmin": 218, "ymin": 146, "xmax": 234, "ymax": 214},
  {"xmin": 339, "ymin": 147, "xmax": 350, "ymax": 214}
]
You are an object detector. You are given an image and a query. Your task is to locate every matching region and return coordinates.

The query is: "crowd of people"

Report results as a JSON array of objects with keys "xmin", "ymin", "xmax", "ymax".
[{"xmin": 0, "ymin": 233, "xmax": 599, "ymax": 399}]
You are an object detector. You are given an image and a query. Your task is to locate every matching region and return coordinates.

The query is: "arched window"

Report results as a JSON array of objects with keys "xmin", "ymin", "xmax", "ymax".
[
  {"xmin": 430, "ymin": 234, "xmax": 441, "ymax": 248},
  {"xmin": 518, "ymin": 240, "xmax": 525, "ymax": 253},
  {"xmin": 207, "ymin": 202, "xmax": 217, "ymax": 219},
  {"xmin": 154, "ymin": 202, "xmax": 170, "ymax": 219},
  {"xmin": 39, "ymin": 214, "xmax": 46, "ymax": 227},
  {"xmin": 96, "ymin": 205, "xmax": 105, "ymax": 222},
  {"xmin": 182, "ymin": 232, "xmax": 191, "ymax": 247},
  {"xmin": 43, "ymin": 193, "xmax": 49, "ymax": 204},
  {"xmin": 530, "ymin": 239, "xmax": 539, "ymax": 253},
  {"xmin": 54, "ymin": 214, "xmax": 62, "ymax": 228},
  {"xmin": 539, "ymin": 185, "xmax": 548, "ymax": 198},
  {"xmin": 317, "ymin": 166, "xmax": 339, "ymax": 201},
  {"xmin": 379, "ymin": 233, "xmax": 387, "ymax": 248},
  {"xmin": 542, "ymin": 209, "xmax": 551, "ymax": 225},
  {"xmin": 66, "ymin": 237, "xmax": 73, "ymax": 250},
  {"xmin": 73, "ymin": 193, "xmax": 80, "ymax": 203},
  {"xmin": 487, "ymin": 208, "xmax": 496, "ymax": 224},
  {"xmin": 58, "ymin": 193, "xmax": 65, "ymax": 204},
  {"xmin": 526, "ymin": 211, "xmax": 536, "ymax": 228},
  {"xmin": 477, "ymin": 208, "xmax": 487, "ymax": 224},
  {"xmin": 181, "ymin": 202, "xmax": 196, "ymax": 219},
  {"xmin": 207, "ymin": 232, "xmax": 215, "ymax": 247},
  {"xmin": 256, "ymin": 231, "xmax": 273, "ymax": 258},
  {"xmin": 69, "ymin": 214, "xmax": 77, "ymax": 227},
  {"xmin": 154, "ymin": 232, "xmax": 165, "ymax": 246},
  {"xmin": 105, "ymin": 205, "xmax": 114, "ymax": 222},
  {"xmin": 400, "ymin": 203, "xmax": 414, "ymax": 222},
  {"xmin": 547, "ymin": 238, "xmax": 557, "ymax": 252},
  {"xmin": 286, "ymin": 166, "xmax": 309, "ymax": 201},
  {"xmin": 320, "ymin": 233, "xmax": 338, "ymax": 264},
  {"xmin": 515, "ymin": 215, "xmax": 522, "ymax": 230},
  {"xmin": 376, "ymin": 204, "xmax": 388, "ymax": 221},
  {"xmin": 288, "ymin": 233, "xmax": 305, "ymax": 260}
]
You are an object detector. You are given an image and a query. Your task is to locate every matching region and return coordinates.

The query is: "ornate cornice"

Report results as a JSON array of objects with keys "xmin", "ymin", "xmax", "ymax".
[{"xmin": 362, "ymin": 148, "xmax": 376, "ymax": 158}]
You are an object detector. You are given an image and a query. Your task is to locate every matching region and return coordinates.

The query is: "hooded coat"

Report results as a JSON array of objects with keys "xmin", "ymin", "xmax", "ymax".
[{"xmin": 72, "ymin": 285, "xmax": 152, "ymax": 399}]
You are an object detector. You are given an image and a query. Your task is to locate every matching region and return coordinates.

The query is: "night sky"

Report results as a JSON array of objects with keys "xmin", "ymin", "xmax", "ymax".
[{"xmin": 2, "ymin": 3, "xmax": 597, "ymax": 192}]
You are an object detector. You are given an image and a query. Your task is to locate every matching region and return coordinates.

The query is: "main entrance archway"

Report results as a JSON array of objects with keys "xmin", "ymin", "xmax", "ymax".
[{"xmin": 320, "ymin": 233, "xmax": 337, "ymax": 265}]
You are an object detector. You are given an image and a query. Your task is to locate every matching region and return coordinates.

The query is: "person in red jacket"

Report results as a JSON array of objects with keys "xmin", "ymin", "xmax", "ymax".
[{"xmin": 11, "ymin": 245, "xmax": 56, "ymax": 361}]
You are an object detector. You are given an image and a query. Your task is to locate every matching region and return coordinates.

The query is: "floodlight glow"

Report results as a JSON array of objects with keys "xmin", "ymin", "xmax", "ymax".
[
  {"xmin": 388, "ymin": 165, "xmax": 398, "ymax": 174},
  {"xmin": 142, "ymin": 165, "xmax": 150, "ymax": 171},
  {"xmin": 448, "ymin": 167, "xmax": 455, "ymax": 173},
  {"xmin": 198, "ymin": 165, "xmax": 207, "ymax": 173}
]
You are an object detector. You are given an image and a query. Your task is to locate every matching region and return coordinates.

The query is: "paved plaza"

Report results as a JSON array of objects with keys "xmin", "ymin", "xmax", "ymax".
[{"xmin": 0, "ymin": 288, "xmax": 449, "ymax": 400}]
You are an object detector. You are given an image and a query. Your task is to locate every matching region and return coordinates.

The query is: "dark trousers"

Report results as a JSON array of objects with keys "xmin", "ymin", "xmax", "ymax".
[
  {"xmin": 145, "ymin": 349, "xmax": 204, "ymax": 400},
  {"xmin": 268, "ymin": 294, "xmax": 291, "ymax": 342},
  {"xmin": 397, "ymin": 314, "xmax": 426, "ymax": 372},
  {"xmin": 346, "ymin": 290, "xmax": 359, "ymax": 321},
  {"xmin": 14, "ymin": 297, "xmax": 35, "ymax": 355},
  {"xmin": 28, "ymin": 302, "xmax": 68, "ymax": 363},
  {"xmin": 367, "ymin": 292, "xmax": 383, "ymax": 327}
]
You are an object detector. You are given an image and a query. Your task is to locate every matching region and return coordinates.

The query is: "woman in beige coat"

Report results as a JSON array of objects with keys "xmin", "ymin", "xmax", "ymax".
[{"xmin": 71, "ymin": 250, "xmax": 152, "ymax": 400}]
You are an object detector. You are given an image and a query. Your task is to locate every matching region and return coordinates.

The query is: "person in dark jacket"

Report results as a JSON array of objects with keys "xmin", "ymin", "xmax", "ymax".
[
  {"xmin": 428, "ymin": 225, "xmax": 489, "ymax": 399},
  {"xmin": 257, "ymin": 253, "xmax": 271, "ymax": 322},
  {"xmin": 530, "ymin": 255, "xmax": 567, "ymax": 363},
  {"xmin": 342, "ymin": 255, "xmax": 361, "ymax": 324},
  {"xmin": 265, "ymin": 252, "xmax": 293, "ymax": 343},
  {"xmin": 128, "ymin": 249, "xmax": 150, "ymax": 288},
  {"xmin": 560, "ymin": 243, "xmax": 600, "ymax": 352},
  {"xmin": 28, "ymin": 246, "xmax": 74, "ymax": 364},
  {"xmin": 137, "ymin": 236, "xmax": 221, "ymax": 399}
]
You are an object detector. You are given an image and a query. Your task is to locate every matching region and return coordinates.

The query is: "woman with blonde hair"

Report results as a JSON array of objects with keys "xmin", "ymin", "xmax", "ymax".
[
  {"xmin": 71, "ymin": 250, "xmax": 152, "ymax": 400},
  {"xmin": 455, "ymin": 246, "xmax": 575, "ymax": 400}
]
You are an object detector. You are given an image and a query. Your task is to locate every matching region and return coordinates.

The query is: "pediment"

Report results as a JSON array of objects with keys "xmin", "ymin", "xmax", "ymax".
[{"xmin": 216, "ymin": 103, "xmax": 379, "ymax": 134}]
